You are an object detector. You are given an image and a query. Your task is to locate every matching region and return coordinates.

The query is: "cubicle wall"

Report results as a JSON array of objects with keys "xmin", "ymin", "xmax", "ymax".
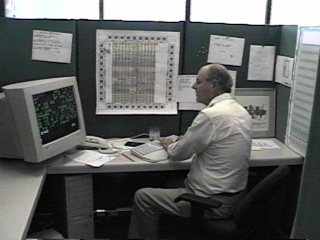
[
  {"xmin": 0, "ymin": 18, "xmax": 76, "ymax": 89},
  {"xmin": 0, "ymin": 18, "xmax": 297, "ymax": 140},
  {"xmin": 0, "ymin": 1, "xmax": 4, "ymax": 18},
  {"xmin": 276, "ymin": 25, "xmax": 298, "ymax": 142},
  {"xmin": 180, "ymin": 22, "xmax": 281, "ymax": 133}
]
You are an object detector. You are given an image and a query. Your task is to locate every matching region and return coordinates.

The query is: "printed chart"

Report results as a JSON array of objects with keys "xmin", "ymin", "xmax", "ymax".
[
  {"xmin": 286, "ymin": 28, "xmax": 320, "ymax": 157},
  {"xmin": 96, "ymin": 30, "xmax": 180, "ymax": 114}
]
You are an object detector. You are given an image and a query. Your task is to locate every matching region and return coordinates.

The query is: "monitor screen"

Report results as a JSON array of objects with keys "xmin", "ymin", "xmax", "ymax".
[
  {"xmin": 0, "ymin": 76, "xmax": 86, "ymax": 163},
  {"xmin": 33, "ymin": 86, "xmax": 79, "ymax": 145}
]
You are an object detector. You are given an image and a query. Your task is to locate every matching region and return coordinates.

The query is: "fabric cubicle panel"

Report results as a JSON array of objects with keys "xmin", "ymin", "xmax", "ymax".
[
  {"xmin": 0, "ymin": 18, "xmax": 77, "ymax": 89},
  {"xmin": 76, "ymin": 20, "xmax": 184, "ymax": 138},
  {"xmin": 291, "ymin": 27, "xmax": 320, "ymax": 240},
  {"xmin": 179, "ymin": 22, "xmax": 282, "ymax": 134},
  {"xmin": 275, "ymin": 25, "xmax": 298, "ymax": 142}
]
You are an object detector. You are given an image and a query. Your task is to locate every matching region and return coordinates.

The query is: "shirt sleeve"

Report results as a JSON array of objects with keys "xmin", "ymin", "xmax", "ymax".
[{"xmin": 167, "ymin": 111, "xmax": 216, "ymax": 160}]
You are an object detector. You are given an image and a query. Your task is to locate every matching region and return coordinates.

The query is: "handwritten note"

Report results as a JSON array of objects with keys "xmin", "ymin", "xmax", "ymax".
[
  {"xmin": 248, "ymin": 45, "xmax": 276, "ymax": 81},
  {"xmin": 32, "ymin": 30, "xmax": 73, "ymax": 63}
]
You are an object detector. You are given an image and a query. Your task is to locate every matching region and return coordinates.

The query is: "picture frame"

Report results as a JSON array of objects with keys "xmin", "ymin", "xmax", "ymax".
[{"xmin": 235, "ymin": 88, "xmax": 276, "ymax": 138}]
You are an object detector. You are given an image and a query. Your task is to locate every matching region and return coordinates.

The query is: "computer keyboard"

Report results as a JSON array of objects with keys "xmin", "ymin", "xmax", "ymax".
[
  {"xmin": 130, "ymin": 140, "xmax": 168, "ymax": 163},
  {"xmin": 131, "ymin": 140, "xmax": 164, "ymax": 156},
  {"xmin": 130, "ymin": 135, "xmax": 178, "ymax": 163}
]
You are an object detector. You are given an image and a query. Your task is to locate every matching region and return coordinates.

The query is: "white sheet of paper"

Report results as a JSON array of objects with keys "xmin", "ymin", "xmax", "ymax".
[
  {"xmin": 208, "ymin": 35, "xmax": 245, "ymax": 66},
  {"xmin": 252, "ymin": 139, "xmax": 280, "ymax": 149},
  {"xmin": 179, "ymin": 102, "xmax": 205, "ymax": 111},
  {"xmin": 66, "ymin": 150, "xmax": 116, "ymax": 167},
  {"xmin": 302, "ymin": 30, "xmax": 320, "ymax": 45},
  {"xmin": 177, "ymin": 75, "xmax": 197, "ymax": 103},
  {"xmin": 177, "ymin": 71, "xmax": 237, "ymax": 111},
  {"xmin": 32, "ymin": 30, "xmax": 73, "ymax": 63},
  {"xmin": 275, "ymin": 55, "xmax": 294, "ymax": 87},
  {"xmin": 248, "ymin": 45, "xmax": 276, "ymax": 81}
]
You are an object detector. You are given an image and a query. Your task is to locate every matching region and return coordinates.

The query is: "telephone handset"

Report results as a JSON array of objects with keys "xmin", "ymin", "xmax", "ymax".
[{"xmin": 78, "ymin": 136, "xmax": 109, "ymax": 149}]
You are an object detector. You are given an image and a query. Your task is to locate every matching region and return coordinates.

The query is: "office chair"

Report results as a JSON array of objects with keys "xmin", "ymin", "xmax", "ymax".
[{"xmin": 163, "ymin": 165, "xmax": 291, "ymax": 240}]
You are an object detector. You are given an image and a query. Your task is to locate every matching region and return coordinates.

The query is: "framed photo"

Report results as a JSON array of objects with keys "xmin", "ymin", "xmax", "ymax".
[{"xmin": 235, "ymin": 88, "xmax": 276, "ymax": 138}]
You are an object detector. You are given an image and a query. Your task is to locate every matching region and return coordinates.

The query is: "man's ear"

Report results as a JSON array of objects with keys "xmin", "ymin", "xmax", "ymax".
[{"xmin": 211, "ymin": 79, "xmax": 218, "ymax": 89}]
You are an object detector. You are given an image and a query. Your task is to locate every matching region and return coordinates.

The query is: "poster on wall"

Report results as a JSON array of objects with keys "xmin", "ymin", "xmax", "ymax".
[{"xmin": 96, "ymin": 29, "xmax": 180, "ymax": 115}]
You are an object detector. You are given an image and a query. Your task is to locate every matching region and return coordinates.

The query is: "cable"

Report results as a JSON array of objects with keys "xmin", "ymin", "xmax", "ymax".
[{"xmin": 128, "ymin": 132, "xmax": 149, "ymax": 139}]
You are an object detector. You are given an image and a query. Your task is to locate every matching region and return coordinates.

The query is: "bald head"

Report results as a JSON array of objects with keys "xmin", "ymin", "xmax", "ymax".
[
  {"xmin": 201, "ymin": 64, "xmax": 233, "ymax": 94},
  {"xmin": 192, "ymin": 64, "xmax": 233, "ymax": 105}
]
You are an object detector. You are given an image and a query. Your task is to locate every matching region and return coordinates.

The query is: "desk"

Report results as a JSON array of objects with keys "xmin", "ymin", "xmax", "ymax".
[
  {"xmin": 0, "ymin": 138, "xmax": 303, "ymax": 240},
  {"xmin": 0, "ymin": 160, "xmax": 46, "ymax": 240},
  {"xmin": 48, "ymin": 138, "xmax": 303, "ymax": 174}
]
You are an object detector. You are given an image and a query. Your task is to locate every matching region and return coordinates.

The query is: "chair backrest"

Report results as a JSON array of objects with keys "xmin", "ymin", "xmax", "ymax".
[{"xmin": 233, "ymin": 165, "xmax": 291, "ymax": 226}]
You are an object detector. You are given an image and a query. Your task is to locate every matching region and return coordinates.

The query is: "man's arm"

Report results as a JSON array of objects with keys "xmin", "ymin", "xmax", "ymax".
[{"xmin": 163, "ymin": 112, "xmax": 215, "ymax": 160}]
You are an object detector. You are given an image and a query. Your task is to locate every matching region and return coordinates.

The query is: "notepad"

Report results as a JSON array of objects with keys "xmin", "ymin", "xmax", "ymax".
[{"xmin": 66, "ymin": 150, "xmax": 116, "ymax": 167}]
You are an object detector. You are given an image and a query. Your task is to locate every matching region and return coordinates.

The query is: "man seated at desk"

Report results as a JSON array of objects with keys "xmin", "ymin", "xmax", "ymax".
[{"xmin": 127, "ymin": 63, "xmax": 253, "ymax": 239}]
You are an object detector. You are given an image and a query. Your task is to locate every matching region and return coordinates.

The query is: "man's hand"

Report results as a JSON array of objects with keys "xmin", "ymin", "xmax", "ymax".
[
  {"xmin": 160, "ymin": 135, "xmax": 183, "ymax": 149},
  {"xmin": 160, "ymin": 138, "xmax": 175, "ymax": 150}
]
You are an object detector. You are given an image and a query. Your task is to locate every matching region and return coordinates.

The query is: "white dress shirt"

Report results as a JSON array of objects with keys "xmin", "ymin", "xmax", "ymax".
[{"xmin": 167, "ymin": 93, "xmax": 252, "ymax": 195}]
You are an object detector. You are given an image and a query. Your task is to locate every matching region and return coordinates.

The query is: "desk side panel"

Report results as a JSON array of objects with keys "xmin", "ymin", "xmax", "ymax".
[{"xmin": 0, "ymin": 160, "xmax": 46, "ymax": 240}]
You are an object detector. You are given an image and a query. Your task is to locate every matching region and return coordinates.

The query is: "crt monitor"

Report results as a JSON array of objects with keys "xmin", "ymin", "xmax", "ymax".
[{"xmin": 0, "ymin": 76, "xmax": 86, "ymax": 163}]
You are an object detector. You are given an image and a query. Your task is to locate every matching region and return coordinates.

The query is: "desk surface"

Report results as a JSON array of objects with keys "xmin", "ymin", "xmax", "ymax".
[
  {"xmin": 0, "ymin": 137, "xmax": 303, "ymax": 240},
  {"xmin": 47, "ymin": 138, "xmax": 303, "ymax": 174}
]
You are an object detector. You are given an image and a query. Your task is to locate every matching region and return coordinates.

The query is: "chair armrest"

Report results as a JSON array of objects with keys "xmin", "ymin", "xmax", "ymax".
[{"xmin": 175, "ymin": 193, "xmax": 222, "ymax": 208}]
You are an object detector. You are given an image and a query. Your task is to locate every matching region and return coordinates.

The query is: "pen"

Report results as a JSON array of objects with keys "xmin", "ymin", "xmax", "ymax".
[{"xmin": 122, "ymin": 153, "xmax": 135, "ymax": 162}]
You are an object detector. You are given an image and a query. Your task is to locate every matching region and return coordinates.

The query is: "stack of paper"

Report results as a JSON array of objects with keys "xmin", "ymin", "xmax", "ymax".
[{"xmin": 66, "ymin": 150, "xmax": 116, "ymax": 167}]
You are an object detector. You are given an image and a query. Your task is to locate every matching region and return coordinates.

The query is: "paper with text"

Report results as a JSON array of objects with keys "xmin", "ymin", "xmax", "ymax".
[
  {"xmin": 32, "ymin": 30, "xmax": 73, "ymax": 63},
  {"xmin": 177, "ymin": 71, "xmax": 237, "ymax": 110},
  {"xmin": 275, "ymin": 55, "xmax": 294, "ymax": 87},
  {"xmin": 252, "ymin": 139, "xmax": 280, "ymax": 149},
  {"xmin": 177, "ymin": 75, "xmax": 205, "ymax": 110},
  {"xmin": 248, "ymin": 45, "xmax": 276, "ymax": 81},
  {"xmin": 208, "ymin": 35, "xmax": 245, "ymax": 66},
  {"xmin": 66, "ymin": 150, "xmax": 116, "ymax": 167}
]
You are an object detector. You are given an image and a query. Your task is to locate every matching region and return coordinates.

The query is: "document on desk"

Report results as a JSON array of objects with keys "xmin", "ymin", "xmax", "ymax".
[
  {"xmin": 252, "ymin": 139, "xmax": 280, "ymax": 149},
  {"xmin": 65, "ymin": 150, "xmax": 116, "ymax": 167}
]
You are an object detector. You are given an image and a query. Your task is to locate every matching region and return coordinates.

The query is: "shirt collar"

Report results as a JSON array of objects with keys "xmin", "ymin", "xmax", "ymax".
[{"xmin": 207, "ymin": 93, "xmax": 232, "ymax": 108}]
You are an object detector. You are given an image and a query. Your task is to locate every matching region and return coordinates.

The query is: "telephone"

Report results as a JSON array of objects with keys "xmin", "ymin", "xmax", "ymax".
[{"xmin": 77, "ymin": 136, "xmax": 109, "ymax": 149}]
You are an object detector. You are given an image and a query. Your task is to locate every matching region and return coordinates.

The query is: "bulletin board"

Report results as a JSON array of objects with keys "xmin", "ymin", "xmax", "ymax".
[
  {"xmin": 179, "ymin": 22, "xmax": 282, "ymax": 134},
  {"xmin": 0, "ymin": 18, "xmax": 77, "ymax": 90}
]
